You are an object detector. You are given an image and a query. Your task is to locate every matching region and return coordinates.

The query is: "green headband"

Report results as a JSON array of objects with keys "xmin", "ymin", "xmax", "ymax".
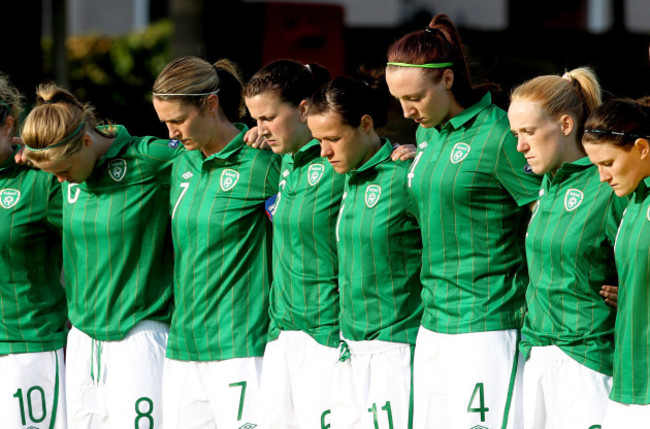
[
  {"xmin": 387, "ymin": 62, "xmax": 453, "ymax": 69},
  {"xmin": 27, "ymin": 123, "xmax": 85, "ymax": 152}
]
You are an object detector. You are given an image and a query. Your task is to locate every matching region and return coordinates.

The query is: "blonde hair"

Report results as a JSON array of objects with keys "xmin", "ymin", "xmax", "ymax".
[
  {"xmin": 153, "ymin": 56, "xmax": 246, "ymax": 122},
  {"xmin": 22, "ymin": 83, "xmax": 114, "ymax": 164},
  {"xmin": 0, "ymin": 73, "xmax": 24, "ymax": 136},
  {"xmin": 511, "ymin": 67, "xmax": 601, "ymax": 137}
]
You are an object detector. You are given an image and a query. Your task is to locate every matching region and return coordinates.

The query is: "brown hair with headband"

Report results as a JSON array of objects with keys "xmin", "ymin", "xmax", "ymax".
[
  {"xmin": 386, "ymin": 13, "xmax": 495, "ymax": 108},
  {"xmin": 583, "ymin": 98, "xmax": 650, "ymax": 148},
  {"xmin": 153, "ymin": 56, "xmax": 246, "ymax": 123},
  {"xmin": 22, "ymin": 83, "xmax": 114, "ymax": 164}
]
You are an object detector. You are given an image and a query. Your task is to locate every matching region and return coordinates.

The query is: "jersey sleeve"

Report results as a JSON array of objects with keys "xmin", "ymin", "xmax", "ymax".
[
  {"xmin": 44, "ymin": 172, "xmax": 63, "ymax": 234},
  {"xmin": 494, "ymin": 130, "xmax": 542, "ymax": 207},
  {"xmin": 262, "ymin": 153, "xmax": 282, "ymax": 197},
  {"xmin": 604, "ymin": 193, "xmax": 629, "ymax": 245},
  {"xmin": 138, "ymin": 137, "xmax": 185, "ymax": 187}
]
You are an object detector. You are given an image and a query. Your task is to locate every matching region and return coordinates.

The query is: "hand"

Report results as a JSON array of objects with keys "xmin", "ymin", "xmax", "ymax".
[
  {"xmin": 600, "ymin": 285, "xmax": 618, "ymax": 309},
  {"xmin": 11, "ymin": 137, "xmax": 31, "ymax": 166},
  {"xmin": 244, "ymin": 126, "xmax": 270, "ymax": 150},
  {"xmin": 391, "ymin": 143, "xmax": 416, "ymax": 161}
]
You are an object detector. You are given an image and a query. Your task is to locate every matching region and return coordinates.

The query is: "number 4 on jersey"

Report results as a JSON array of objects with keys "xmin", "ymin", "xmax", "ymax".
[{"xmin": 467, "ymin": 382, "xmax": 489, "ymax": 422}]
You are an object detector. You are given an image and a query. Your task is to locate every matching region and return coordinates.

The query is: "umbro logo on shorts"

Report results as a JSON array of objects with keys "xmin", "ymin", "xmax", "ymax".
[
  {"xmin": 238, "ymin": 424, "xmax": 257, "ymax": 429},
  {"xmin": 469, "ymin": 426, "xmax": 488, "ymax": 429}
]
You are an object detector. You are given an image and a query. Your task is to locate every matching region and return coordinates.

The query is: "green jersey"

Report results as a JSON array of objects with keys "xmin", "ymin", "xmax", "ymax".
[
  {"xmin": 169, "ymin": 124, "xmax": 281, "ymax": 361},
  {"xmin": 611, "ymin": 176, "xmax": 650, "ymax": 404},
  {"xmin": 0, "ymin": 151, "xmax": 67, "ymax": 354},
  {"xmin": 407, "ymin": 93, "xmax": 542, "ymax": 334},
  {"xmin": 337, "ymin": 140, "xmax": 422, "ymax": 344},
  {"xmin": 62, "ymin": 125, "xmax": 181, "ymax": 341},
  {"xmin": 521, "ymin": 158, "xmax": 626, "ymax": 375},
  {"xmin": 268, "ymin": 139, "xmax": 344, "ymax": 347}
]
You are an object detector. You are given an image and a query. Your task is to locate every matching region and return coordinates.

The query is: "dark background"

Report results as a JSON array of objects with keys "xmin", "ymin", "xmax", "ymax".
[{"xmin": 3, "ymin": 0, "xmax": 648, "ymax": 145}]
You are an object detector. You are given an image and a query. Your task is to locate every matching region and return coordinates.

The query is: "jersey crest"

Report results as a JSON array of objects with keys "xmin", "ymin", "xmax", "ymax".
[
  {"xmin": 365, "ymin": 184, "xmax": 381, "ymax": 208},
  {"xmin": 564, "ymin": 189, "xmax": 584, "ymax": 211},
  {"xmin": 107, "ymin": 159, "xmax": 127, "ymax": 182},
  {"xmin": 0, "ymin": 188, "xmax": 20, "ymax": 209},
  {"xmin": 450, "ymin": 142, "xmax": 470, "ymax": 164},
  {"xmin": 308, "ymin": 163, "xmax": 325, "ymax": 186},
  {"xmin": 220, "ymin": 169, "xmax": 239, "ymax": 191}
]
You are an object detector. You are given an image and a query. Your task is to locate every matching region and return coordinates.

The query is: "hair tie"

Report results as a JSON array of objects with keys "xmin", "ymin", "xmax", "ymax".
[
  {"xmin": 43, "ymin": 100, "xmax": 56, "ymax": 105},
  {"xmin": 424, "ymin": 27, "xmax": 435, "ymax": 34},
  {"xmin": 561, "ymin": 72, "xmax": 572, "ymax": 82},
  {"xmin": 152, "ymin": 88, "xmax": 221, "ymax": 97},
  {"xmin": 304, "ymin": 64, "xmax": 312, "ymax": 73}
]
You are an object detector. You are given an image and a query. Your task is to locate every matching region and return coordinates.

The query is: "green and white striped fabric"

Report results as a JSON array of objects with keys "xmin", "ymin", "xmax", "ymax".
[
  {"xmin": 0, "ymin": 152, "xmax": 67, "ymax": 354},
  {"xmin": 61, "ymin": 125, "xmax": 181, "ymax": 341},
  {"xmin": 407, "ymin": 93, "xmax": 542, "ymax": 334},
  {"xmin": 268, "ymin": 139, "xmax": 345, "ymax": 348},
  {"xmin": 611, "ymin": 176, "xmax": 650, "ymax": 404},
  {"xmin": 337, "ymin": 140, "xmax": 422, "ymax": 344},
  {"xmin": 168, "ymin": 123, "xmax": 281, "ymax": 361},
  {"xmin": 521, "ymin": 158, "xmax": 626, "ymax": 375}
]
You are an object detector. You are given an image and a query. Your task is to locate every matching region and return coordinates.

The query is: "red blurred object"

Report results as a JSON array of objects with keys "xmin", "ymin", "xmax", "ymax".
[{"xmin": 260, "ymin": 2, "xmax": 345, "ymax": 76}]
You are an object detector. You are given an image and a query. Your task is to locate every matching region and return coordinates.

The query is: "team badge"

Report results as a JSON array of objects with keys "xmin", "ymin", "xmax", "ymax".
[
  {"xmin": 107, "ymin": 159, "xmax": 127, "ymax": 182},
  {"xmin": 168, "ymin": 139, "xmax": 180, "ymax": 149},
  {"xmin": 308, "ymin": 163, "xmax": 325, "ymax": 186},
  {"xmin": 365, "ymin": 184, "xmax": 381, "ymax": 208},
  {"xmin": 564, "ymin": 189, "xmax": 584, "ymax": 211},
  {"xmin": 220, "ymin": 169, "xmax": 239, "ymax": 191},
  {"xmin": 523, "ymin": 163, "xmax": 533, "ymax": 174},
  {"xmin": 450, "ymin": 142, "xmax": 470, "ymax": 164},
  {"xmin": 0, "ymin": 189, "xmax": 20, "ymax": 209}
]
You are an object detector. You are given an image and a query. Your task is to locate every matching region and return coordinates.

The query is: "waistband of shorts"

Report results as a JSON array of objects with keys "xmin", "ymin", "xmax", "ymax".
[
  {"xmin": 342, "ymin": 338, "xmax": 409, "ymax": 355},
  {"xmin": 125, "ymin": 320, "xmax": 170, "ymax": 337}
]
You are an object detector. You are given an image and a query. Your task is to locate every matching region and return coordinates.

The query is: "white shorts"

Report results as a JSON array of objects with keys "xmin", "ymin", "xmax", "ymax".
[
  {"xmin": 330, "ymin": 339, "xmax": 414, "ymax": 429},
  {"xmin": 162, "ymin": 356, "xmax": 263, "ymax": 429},
  {"xmin": 258, "ymin": 331, "xmax": 339, "ymax": 429},
  {"xmin": 603, "ymin": 400, "xmax": 650, "ymax": 429},
  {"xmin": 523, "ymin": 345, "xmax": 611, "ymax": 429},
  {"xmin": 413, "ymin": 327, "xmax": 523, "ymax": 429},
  {"xmin": 66, "ymin": 321, "xmax": 168, "ymax": 429},
  {"xmin": 0, "ymin": 348, "xmax": 67, "ymax": 429}
]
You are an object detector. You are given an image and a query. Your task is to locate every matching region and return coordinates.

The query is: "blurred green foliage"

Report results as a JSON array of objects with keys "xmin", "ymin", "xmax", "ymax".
[{"xmin": 42, "ymin": 20, "xmax": 172, "ymax": 134}]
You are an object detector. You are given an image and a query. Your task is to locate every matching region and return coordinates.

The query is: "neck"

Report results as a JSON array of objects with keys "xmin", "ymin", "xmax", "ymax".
[
  {"xmin": 0, "ymin": 140, "xmax": 14, "ymax": 164},
  {"xmin": 92, "ymin": 132, "xmax": 116, "ymax": 160},
  {"xmin": 550, "ymin": 138, "xmax": 586, "ymax": 176},
  {"xmin": 202, "ymin": 121, "xmax": 240, "ymax": 157}
]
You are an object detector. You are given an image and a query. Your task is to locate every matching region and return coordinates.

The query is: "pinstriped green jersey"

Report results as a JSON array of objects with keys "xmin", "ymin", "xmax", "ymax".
[
  {"xmin": 337, "ymin": 140, "xmax": 422, "ymax": 343},
  {"xmin": 521, "ymin": 158, "xmax": 626, "ymax": 375},
  {"xmin": 0, "ymin": 151, "xmax": 67, "ymax": 354},
  {"xmin": 268, "ymin": 139, "xmax": 344, "ymax": 347},
  {"xmin": 407, "ymin": 93, "xmax": 542, "ymax": 334},
  {"xmin": 611, "ymin": 176, "xmax": 650, "ymax": 404},
  {"xmin": 169, "ymin": 124, "xmax": 281, "ymax": 361},
  {"xmin": 62, "ymin": 125, "xmax": 181, "ymax": 341}
]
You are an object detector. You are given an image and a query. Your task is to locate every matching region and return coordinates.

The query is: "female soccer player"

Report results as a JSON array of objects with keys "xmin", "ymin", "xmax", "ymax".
[
  {"xmin": 22, "ymin": 83, "xmax": 181, "ymax": 428},
  {"xmin": 244, "ymin": 59, "xmax": 344, "ymax": 429},
  {"xmin": 384, "ymin": 13, "xmax": 542, "ymax": 428},
  {"xmin": 152, "ymin": 56, "xmax": 281, "ymax": 428},
  {"xmin": 307, "ymin": 74, "xmax": 423, "ymax": 429},
  {"xmin": 582, "ymin": 98, "xmax": 650, "ymax": 428},
  {"xmin": 508, "ymin": 67, "xmax": 625, "ymax": 428},
  {"xmin": 0, "ymin": 74, "xmax": 68, "ymax": 429}
]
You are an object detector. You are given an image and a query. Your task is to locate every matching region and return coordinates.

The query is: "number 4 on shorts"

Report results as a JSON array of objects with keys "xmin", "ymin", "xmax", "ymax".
[{"xmin": 467, "ymin": 382, "xmax": 489, "ymax": 422}]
